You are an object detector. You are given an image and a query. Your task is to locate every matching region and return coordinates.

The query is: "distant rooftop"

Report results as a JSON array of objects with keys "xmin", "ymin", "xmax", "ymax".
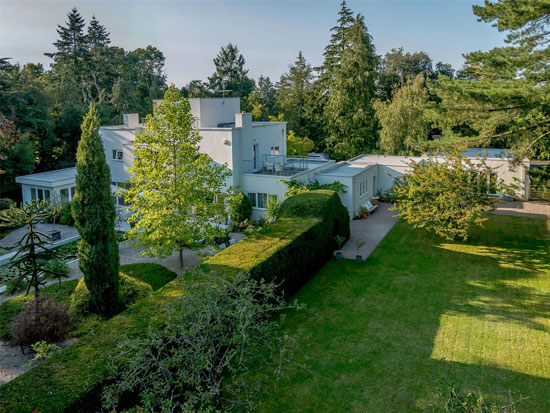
[{"xmin": 461, "ymin": 148, "xmax": 512, "ymax": 159}]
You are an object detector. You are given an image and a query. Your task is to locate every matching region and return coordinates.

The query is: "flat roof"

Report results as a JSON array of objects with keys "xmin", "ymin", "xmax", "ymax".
[
  {"xmin": 461, "ymin": 148, "xmax": 512, "ymax": 159},
  {"xmin": 15, "ymin": 167, "xmax": 76, "ymax": 186},
  {"xmin": 317, "ymin": 162, "xmax": 376, "ymax": 178}
]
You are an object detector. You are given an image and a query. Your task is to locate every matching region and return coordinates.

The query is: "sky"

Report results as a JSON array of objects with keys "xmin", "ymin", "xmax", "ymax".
[{"xmin": 0, "ymin": 0, "xmax": 508, "ymax": 87}]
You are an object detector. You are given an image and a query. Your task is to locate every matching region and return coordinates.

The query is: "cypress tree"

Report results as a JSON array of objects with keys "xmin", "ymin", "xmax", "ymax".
[{"xmin": 72, "ymin": 103, "xmax": 120, "ymax": 315}]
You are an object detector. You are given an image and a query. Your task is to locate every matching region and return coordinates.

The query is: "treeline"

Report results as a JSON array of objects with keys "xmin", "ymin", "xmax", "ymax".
[
  {"xmin": 2, "ymin": 1, "xmax": 548, "ymax": 199},
  {"xmin": 0, "ymin": 8, "xmax": 166, "ymax": 198},
  {"xmin": 182, "ymin": 2, "xmax": 456, "ymax": 161}
]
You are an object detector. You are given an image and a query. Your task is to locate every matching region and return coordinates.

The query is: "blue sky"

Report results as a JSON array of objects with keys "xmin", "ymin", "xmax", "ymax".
[{"xmin": 0, "ymin": 0, "xmax": 507, "ymax": 87}]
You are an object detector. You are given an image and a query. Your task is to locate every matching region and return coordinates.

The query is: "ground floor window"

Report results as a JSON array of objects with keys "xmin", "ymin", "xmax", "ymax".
[
  {"xmin": 30, "ymin": 187, "xmax": 51, "ymax": 202},
  {"xmin": 59, "ymin": 186, "xmax": 76, "ymax": 204},
  {"xmin": 248, "ymin": 193, "xmax": 277, "ymax": 209}
]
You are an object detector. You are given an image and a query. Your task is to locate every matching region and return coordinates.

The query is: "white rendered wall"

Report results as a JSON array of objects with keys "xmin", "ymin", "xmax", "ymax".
[
  {"xmin": 190, "ymin": 98, "xmax": 240, "ymax": 128},
  {"xmin": 100, "ymin": 128, "xmax": 136, "ymax": 183}
]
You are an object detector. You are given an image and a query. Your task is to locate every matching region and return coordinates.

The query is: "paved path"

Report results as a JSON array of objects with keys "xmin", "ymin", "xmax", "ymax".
[
  {"xmin": 493, "ymin": 201, "xmax": 550, "ymax": 220},
  {"xmin": 341, "ymin": 203, "xmax": 399, "ymax": 261},
  {"xmin": 0, "ymin": 224, "xmax": 78, "ymax": 252}
]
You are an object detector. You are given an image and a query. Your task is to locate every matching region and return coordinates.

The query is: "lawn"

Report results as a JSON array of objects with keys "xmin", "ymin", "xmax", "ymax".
[{"xmin": 259, "ymin": 214, "xmax": 550, "ymax": 412}]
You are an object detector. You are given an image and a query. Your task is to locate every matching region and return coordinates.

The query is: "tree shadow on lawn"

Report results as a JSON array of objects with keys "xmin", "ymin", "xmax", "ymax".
[{"xmin": 258, "ymin": 215, "xmax": 550, "ymax": 412}]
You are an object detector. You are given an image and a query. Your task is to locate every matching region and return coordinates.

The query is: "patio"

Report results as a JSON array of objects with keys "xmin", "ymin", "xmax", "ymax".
[{"xmin": 341, "ymin": 202, "xmax": 399, "ymax": 260}]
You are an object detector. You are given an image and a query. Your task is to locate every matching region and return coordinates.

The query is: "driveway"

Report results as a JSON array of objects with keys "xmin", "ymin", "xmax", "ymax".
[{"xmin": 341, "ymin": 202, "xmax": 399, "ymax": 260}]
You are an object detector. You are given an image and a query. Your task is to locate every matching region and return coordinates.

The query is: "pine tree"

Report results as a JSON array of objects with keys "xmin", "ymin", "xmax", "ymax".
[
  {"xmin": 72, "ymin": 103, "xmax": 120, "ymax": 315},
  {"xmin": 208, "ymin": 43, "xmax": 255, "ymax": 109},
  {"xmin": 431, "ymin": 0, "xmax": 550, "ymax": 159},
  {"xmin": 325, "ymin": 15, "xmax": 379, "ymax": 160},
  {"xmin": 87, "ymin": 16, "xmax": 112, "ymax": 102},
  {"xmin": 276, "ymin": 52, "xmax": 314, "ymax": 136}
]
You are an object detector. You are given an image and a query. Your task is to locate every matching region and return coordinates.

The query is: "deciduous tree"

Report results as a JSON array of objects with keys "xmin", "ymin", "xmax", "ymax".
[
  {"xmin": 125, "ymin": 86, "xmax": 231, "ymax": 270},
  {"xmin": 392, "ymin": 153, "xmax": 510, "ymax": 241}
]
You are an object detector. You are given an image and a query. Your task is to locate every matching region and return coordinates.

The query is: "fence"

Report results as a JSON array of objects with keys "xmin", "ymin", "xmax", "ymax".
[{"xmin": 530, "ymin": 190, "xmax": 550, "ymax": 200}]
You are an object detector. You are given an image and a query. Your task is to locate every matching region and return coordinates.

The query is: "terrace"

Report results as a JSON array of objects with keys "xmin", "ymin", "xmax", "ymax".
[{"xmin": 242, "ymin": 155, "xmax": 332, "ymax": 177}]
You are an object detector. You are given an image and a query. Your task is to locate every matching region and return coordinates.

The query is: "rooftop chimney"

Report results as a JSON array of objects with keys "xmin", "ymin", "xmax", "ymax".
[{"xmin": 123, "ymin": 113, "xmax": 140, "ymax": 128}]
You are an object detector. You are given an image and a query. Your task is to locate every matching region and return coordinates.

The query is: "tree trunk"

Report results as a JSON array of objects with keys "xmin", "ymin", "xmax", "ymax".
[{"xmin": 179, "ymin": 246, "xmax": 184, "ymax": 273}]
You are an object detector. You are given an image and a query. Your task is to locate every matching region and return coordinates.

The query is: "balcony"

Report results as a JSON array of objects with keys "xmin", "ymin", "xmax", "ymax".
[{"xmin": 242, "ymin": 155, "xmax": 330, "ymax": 177}]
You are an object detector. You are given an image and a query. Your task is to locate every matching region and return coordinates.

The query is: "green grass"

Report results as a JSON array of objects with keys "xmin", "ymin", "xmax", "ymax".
[
  {"xmin": 259, "ymin": 214, "xmax": 550, "ymax": 412},
  {"xmin": 0, "ymin": 263, "xmax": 176, "ymax": 340},
  {"xmin": 119, "ymin": 263, "xmax": 177, "ymax": 291}
]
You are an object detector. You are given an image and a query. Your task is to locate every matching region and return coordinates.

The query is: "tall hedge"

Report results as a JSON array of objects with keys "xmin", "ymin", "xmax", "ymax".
[
  {"xmin": 72, "ymin": 104, "xmax": 120, "ymax": 315},
  {"xmin": 0, "ymin": 190, "xmax": 349, "ymax": 412}
]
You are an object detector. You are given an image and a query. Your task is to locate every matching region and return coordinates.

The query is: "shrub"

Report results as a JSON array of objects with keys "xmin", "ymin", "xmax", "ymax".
[
  {"xmin": 58, "ymin": 202, "xmax": 75, "ymax": 225},
  {"xmin": 0, "ymin": 191, "xmax": 347, "ymax": 412},
  {"xmin": 70, "ymin": 274, "xmax": 153, "ymax": 316},
  {"xmin": 0, "ymin": 198, "xmax": 15, "ymax": 211},
  {"xmin": 207, "ymin": 190, "xmax": 350, "ymax": 296},
  {"xmin": 102, "ymin": 272, "xmax": 303, "ymax": 412},
  {"xmin": 228, "ymin": 192, "xmax": 252, "ymax": 224},
  {"xmin": 11, "ymin": 297, "xmax": 72, "ymax": 349},
  {"xmin": 0, "ymin": 279, "xmax": 78, "ymax": 341}
]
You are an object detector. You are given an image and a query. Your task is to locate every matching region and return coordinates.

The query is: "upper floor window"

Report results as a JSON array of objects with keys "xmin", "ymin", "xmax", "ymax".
[
  {"xmin": 112, "ymin": 149, "xmax": 123, "ymax": 160},
  {"xmin": 270, "ymin": 146, "xmax": 280, "ymax": 155}
]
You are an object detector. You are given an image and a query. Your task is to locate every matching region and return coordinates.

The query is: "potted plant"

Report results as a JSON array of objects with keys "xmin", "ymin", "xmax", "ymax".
[
  {"xmin": 355, "ymin": 239, "xmax": 365, "ymax": 263},
  {"xmin": 47, "ymin": 193, "xmax": 62, "ymax": 242},
  {"xmin": 334, "ymin": 235, "xmax": 345, "ymax": 260}
]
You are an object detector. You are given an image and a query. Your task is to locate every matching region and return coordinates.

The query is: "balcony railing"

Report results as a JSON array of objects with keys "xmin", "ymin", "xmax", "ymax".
[{"xmin": 242, "ymin": 155, "xmax": 327, "ymax": 177}]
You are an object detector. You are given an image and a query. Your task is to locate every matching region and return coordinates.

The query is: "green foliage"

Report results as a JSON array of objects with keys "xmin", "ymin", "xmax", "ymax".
[
  {"xmin": 126, "ymin": 86, "xmax": 231, "ymax": 270},
  {"xmin": 282, "ymin": 179, "xmax": 347, "ymax": 198},
  {"xmin": 276, "ymin": 52, "xmax": 314, "ymax": 137},
  {"xmin": 0, "ymin": 198, "xmax": 15, "ymax": 211},
  {"xmin": 24, "ymin": 341, "xmax": 61, "ymax": 368},
  {"xmin": 528, "ymin": 165, "xmax": 550, "ymax": 191},
  {"xmin": 0, "ymin": 192, "xmax": 346, "ymax": 412},
  {"xmin": 119, "ymin": 263, "xmax": 177, "ymax": 292},
  {"xmin": 70, "ymin": 274, "xmax": 152, "ymax": 317},
  {"xmin": 0, "ymin": 201, "xmax": 66, "ymax": 296},
  {"xmin": 392, "ymin": 153, "xmax": 510, "ymax": 240},
  {"xmin": 228, "ymin": 192, "xmax": 252, "ymax": 224},
  {"xmin": 208, "ymin": 43, "xmax": 255, "ymax": 110},
  {"xmin": 58, "ymin": 201, "xmax": 75, "ymax": 225},
  {"xmin": 72, "ymin": 103, "xmax": 120, "ymax": 315},
  {"xmin": 286, "ymin": 130, "xmax": 315, "ymax": 156},
  {"xmin": 247, "ymin": 75, "xmax": 277, "ymax": 121},
  {"xmin": 102, "ymin": 272, "xmax": 303, "ymax": 412},
  {"xmin": 264, "ymin": 196, "xmax": 280, "ymax": 225},
  {"xmin": 439, "ymin": 387, "xmax": 523, "ymax": 412},
  {"xmin": 374, "ymin": 74, "xmax": 430, "ymax": 155},
  {"xmin": 428, "ymin": 1, "xmax": 549, "ymax": 160},
  {"xmin": 378, "ymin": 48, "xmax": 437, "ymax": 100},
  {"xmin": 324, "ymin": 14, "xmax": 379, "ymax": 160}
]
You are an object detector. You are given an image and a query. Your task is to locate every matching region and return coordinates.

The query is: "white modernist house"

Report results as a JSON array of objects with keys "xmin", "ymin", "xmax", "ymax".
[{"xmin": 16, "ymin": 98, "xmax": 532, "ymax": 222}]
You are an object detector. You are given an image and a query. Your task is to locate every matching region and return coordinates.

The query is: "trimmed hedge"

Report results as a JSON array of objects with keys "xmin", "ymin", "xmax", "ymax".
[{"xmin": 0, "ymin": 190, "xmax": 349, "ymax": 412}]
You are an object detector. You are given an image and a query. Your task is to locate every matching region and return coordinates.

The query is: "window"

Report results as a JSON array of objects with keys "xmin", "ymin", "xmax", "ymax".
[
  {"xmin": 112, "ymin": 149, "xmax": 123, "ymax": 160},
  {"xmin": 32, "ymin": 188, "xmax": 50, "ymax": 201},
  {"xmin": 60, "ymin": 188, "xmax": 69, "ymax": 204},
  {"xmin": 248, "ymin": 193, "xmax": 257, "ymax": 208},
  {"xmin": 257, "ymin": 193, "xmax": 268, "ymax": 208},
  {"xmin": 112, "ymin": 149, "xmax": 117, "ymax": 159},
  {"xmin": 70, "ymin": 187, "xmax": 75, "ymax": 199},
  {"xmin": 269, "ymin": 194, "xmax": 277, "ymax": 203},
  {"xmin": 270, "ymin": 146, "xmax": 280, "ymax": 155}
]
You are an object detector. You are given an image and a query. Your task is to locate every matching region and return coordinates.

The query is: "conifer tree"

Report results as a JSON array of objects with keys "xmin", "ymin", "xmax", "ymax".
[
  {"xmin": 276, "ymin": 52, "xmax": 314, "ymax": 137},
  {"xmin": 208, "ymin": 43, "xmax": 255, "ymax": 109},
  {"xmin": 72, "ymin": 103, "xmax": 120, "ymax": 315},
  {"xmin": 324, "ymin": 15, "xmax": 379, "ymax": 160}
]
